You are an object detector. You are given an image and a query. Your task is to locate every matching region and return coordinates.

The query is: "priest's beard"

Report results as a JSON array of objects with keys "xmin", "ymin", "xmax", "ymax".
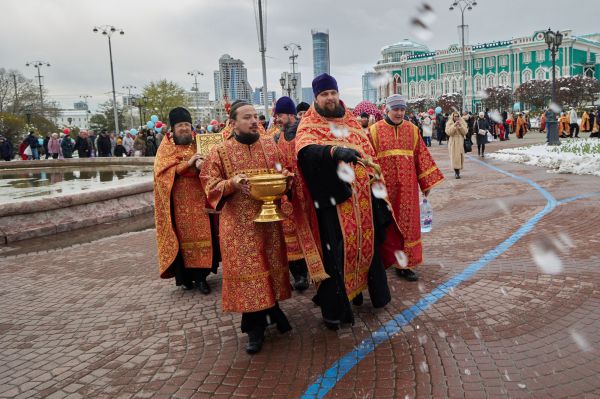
[
  {"xmin": 173, "ymin": 133, "xmax": 193, "ymax": 145},
  {"xmin": 315, "ymin": 102, "xmax": 345, "ymax": 118},
  {"xmin": 234, "ymin": 129, "xmax": 260, "ymax": 145}
]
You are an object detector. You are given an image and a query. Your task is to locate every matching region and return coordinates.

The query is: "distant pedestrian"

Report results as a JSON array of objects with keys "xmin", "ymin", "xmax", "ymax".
[
  {"xmin": 421, "ymin": 113, "xmax": 433, "ymax": 147},
  {"xmin": 61, "ymin": 135, "xmax": 74, "ymax": 158},
  {"xmin": 473, "ymin": 111, "xmax": 490, "ymax": 158},
  {"xmin": 114, "ymin": 138, "xmax": 127, "ymax": 157},
  {"xmin": 0, "ymin": 136, "xmax": 13, "ymax": 161},
  {"xmin": 569, "ymin": 108, "xmax": 580, "ymax": 138},
  {"xmin": 47, "ymin": 133, "xmax": 60, "ymax": 159},
  {"xmin": 445, "ymin": 111, "xmax": 467, "ymax": 179},
  {"xmin": 97, "ymin": 130, "xmax": 112, "ymax": 157}
]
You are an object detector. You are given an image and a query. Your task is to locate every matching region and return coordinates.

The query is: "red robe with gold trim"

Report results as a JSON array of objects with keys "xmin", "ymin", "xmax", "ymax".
[
  {"xmin": 201, "ymin": 135, "xmax": 291, "ymax": 312},
  {"xmin": 153, "ymin": 134, "xmax": 213, "ymax": 278},
  {"xmin": 296, "ymin": 106, "xmax": 382, "ymax": 300},
  {"xmin": 277, "ymin": 131, "xmax": 304, "ymax": 262},
  {"xmin": 369, "ymin": 119, "xmax": 444, "ymax": 269}
]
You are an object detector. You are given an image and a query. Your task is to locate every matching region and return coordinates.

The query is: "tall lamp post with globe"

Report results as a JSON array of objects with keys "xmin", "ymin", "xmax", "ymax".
[{"xmin": 544, "ymin": 28, "xmax": 563, "ymax": 146}]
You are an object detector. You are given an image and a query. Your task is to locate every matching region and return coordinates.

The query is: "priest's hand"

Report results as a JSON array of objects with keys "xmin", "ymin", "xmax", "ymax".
[
  {"xmin": 332, "ymin": 147, "xmax": 360, "ymax": 164},
  {"xmin": 281, "ymin": 169, "xmax": 293, "ymax": 191},
  {"xmin": 193, "ymin": 155, "xmax": 206, "ymax": 170},
  {"xmin": 232, "ymin": 174, "xmax": 250, "ymax": 195},
  {"xmin": 188, "ymin": 153, "xmax": 203, "ymax": 168}
]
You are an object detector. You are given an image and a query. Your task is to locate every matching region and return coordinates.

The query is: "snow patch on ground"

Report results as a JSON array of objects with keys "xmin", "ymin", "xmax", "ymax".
[{"xmin": 488, "ymin": 139, "xmax": 600, "ymax": 177}]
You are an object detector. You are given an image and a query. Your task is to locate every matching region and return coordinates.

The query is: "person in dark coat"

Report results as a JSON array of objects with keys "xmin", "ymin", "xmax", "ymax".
[
  {"xmin": 74, "ymin": 131, "xmax": 92, "ymax": 158},
  {"xmin": 473, "ymin": 111, "xmax": 490, "ymax": 157},
  {"xmin": 61, "ymin": 136, "xmax": 74, "ymax": 158},
  {"xmin": 114, "ymin": 138, "xmax": 127, "ymax": 157},
  {"xmin": 97, "ymin": 130, "xmax": 112, "ymax": 157},
  {"xmin": 25, "ymin": 131, "xmax": 40, "ymax": 160},
  {"xmin": 43, "ymin": 134, "xmax": 50, "ymax": 159},
  {"xmin": 435, "ymin": 112, "xmax": 445, "ymax": 145},
  {"xmin": 0, "ymin": 136, "xmax": 13, "ymax": 161}
]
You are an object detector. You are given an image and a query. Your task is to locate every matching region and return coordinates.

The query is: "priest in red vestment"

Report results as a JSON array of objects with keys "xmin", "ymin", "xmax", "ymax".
[
  {"xmin": 200, "ymin": 101, "xmax": 292, "ymax": 354},
  {"xmin": 369, "ymin": 95, "xmax": 444, "ymax": 281}
]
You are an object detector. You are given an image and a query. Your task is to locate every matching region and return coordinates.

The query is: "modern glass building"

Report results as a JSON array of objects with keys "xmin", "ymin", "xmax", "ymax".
[
  {"xmin": 312, "ymin": 29, "xmax": 330, "ymax": 78},
  {"xmin": 361, "ymin": 72, "xmax": 378, "ymax": 104},
  {"xmin": 213, "ymin": 54, "xmax": 253, "ymax": 102},
  {"xmin": 372, "ymin": 30, "xmax": 600, "ymax": 111}
]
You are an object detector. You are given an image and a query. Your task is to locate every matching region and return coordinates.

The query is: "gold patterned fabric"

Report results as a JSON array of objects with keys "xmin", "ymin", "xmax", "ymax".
[
  {"xmin": 200, "ymin": 135, "xmax": 291, "ymax": 313},
  {"xmin": 369, "ymin": 119, "xmax": 444, "ymax": 268},
  {"xmin": 154, "ymin": 134, "xmax": 213, "ymax": 279},
  {"xmin": 295, "ymin": 105, "xmax": 378, "ymax": 299}
]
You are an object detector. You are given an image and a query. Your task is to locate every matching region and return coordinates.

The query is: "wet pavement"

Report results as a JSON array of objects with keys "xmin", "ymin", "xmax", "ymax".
[{"xmin": 1, "ymin": 132, "xmax": 599, "ymax": 399}]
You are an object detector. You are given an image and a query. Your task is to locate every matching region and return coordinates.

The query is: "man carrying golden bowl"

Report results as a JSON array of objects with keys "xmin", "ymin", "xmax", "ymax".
[{"xmin": 200, "ymin": 100, "xmax": 292, "ymax": 354}]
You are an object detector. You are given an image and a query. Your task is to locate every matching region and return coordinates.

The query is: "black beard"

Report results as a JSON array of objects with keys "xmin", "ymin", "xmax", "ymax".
[
  {"xmin": 173, "ymin": 134, "xmax": 193, "ymax": 145},
  {"xmin": 315, "ymin": 102, "xmax": 345, "ymax": 118},
  {"xmin": 234, "ymin": 130, "xmax": 260, "ymax": 145}
]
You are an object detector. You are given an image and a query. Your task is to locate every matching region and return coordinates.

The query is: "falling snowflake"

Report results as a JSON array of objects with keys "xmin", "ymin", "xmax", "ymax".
[
  {"xmin": 329, "ymin": 123, "xmax": 350, "ymax": 139},
  {"xmin": 314, "ymin": 201, "xmax": 320, "ymax": 209},
  {"xmin": 394, "ymin": 251, "xmax": 409, "ymax": 268},
  {"xmin": 418, "ymin": 335, "xmax": 428, "ymax": 345},
  {"xmin": 517, "ymin": 383, "xmax": 527, "ymax": 389},
  {"xmin": 529, "ymin": 241, "xmax": 563, "ymax": 275},
  {"xmin": 325, "ymin": 243, "xmax": 331, "ymax": 251},
  {"xmin": 437, "ymin": 330, "xmax": 447, "ymax": 338},
  {"xmin": 371, "ymin": 182, "xmax": 388, "ymax": 199},
  {"xmin": 570, "ymin": 330, "xmax": 592, "ymax": 352},
  {"xmin": 464, "ymin": 369, "xmax": 471, "ymax": 376},
  {"xmin": 500, "ymin": 287, "xmax": 508, "ymax": 296},
  {"xmin": 411, "ymin": 2, "xmax": 436, "ymax": 41},
  {"xmin": 329, "ymin": 197, "xmax": 337, "ymax": 206},
  {"xmin": 418, "ymin": 282, "xmax": 426, "ymax": 293},
  {"xmin": 419, "ymin": 361, "xmax": 429, "ymax": 373},
  {"xmin": 337, "ymin": 162, "xmax": 355, "ymax": 183},
  {"xmin": 503, "ymin": 370, "xmax": 511, "ymax": 381},
  {"xmin": 274, "ymin": 162, "xmax": 282, "ymax": 172},
  {"xmin": 489, "ymin": 110, "xmax": 503, "ymax": 123},
  {"xmin": 549, "ymin": 102, "xmax": 562, "ymax": 114}
]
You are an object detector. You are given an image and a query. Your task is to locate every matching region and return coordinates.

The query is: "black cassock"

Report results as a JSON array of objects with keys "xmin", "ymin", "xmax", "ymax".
[{"xmin": 298, "ymin": 144, "xmax": 392, "ymax": 327}]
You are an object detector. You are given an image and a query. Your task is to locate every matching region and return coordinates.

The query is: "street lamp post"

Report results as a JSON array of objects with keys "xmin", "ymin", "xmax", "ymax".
[
  {"xmin": 93, "ymin": 25, "xmax": 124, "ymax": 134},
  {"xmin": 544, "ymin": 28, "xmax": 563, "ymax": 146},
  {"xmin": 122, "ymin": 85, "xmax": 136, "ymax": 129},
  {"xmin": 187, "ymin": 70, "xmax": 204, "ymax": 125},
  {"xmin": 449, "ymin": 0, "xmax": 477, "ymax": 113},
  {"xmin": 25, "ymin": 61, "xmax": 50, "ymax": 117},
  {"xmin": 279, "ymin": 75, "xmax": 298, "ymax": 99},
  {"xmin": 283, "ymin": 43, "xmax": 301, "ymax": 103},
  {"xmin": 254, "ymin": 0, "xmax": 270, "ymax": 118},
  {"xmin": 80, "ymin": 95, "xmax": 92, "ymax": 129}
]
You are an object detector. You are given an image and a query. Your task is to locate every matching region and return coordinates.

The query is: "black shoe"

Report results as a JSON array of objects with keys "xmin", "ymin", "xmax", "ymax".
[
  {"xmin": 197, "ymin": 280, "xmax": 211, "ymax": 295},
  {"xmin": 324, "ymin": 320, "xmax": 340, "ymax": 331},
  {"xmin": 245, "ymin": 328, "xmax": 265, "ymax": 354},
  {"xmin": 396, "ymin": 268, "xmax": 418, "ymax": 282},
  {"xmin": 455, "ymin": 174, "xmax": 461, "ymax": 179},
  {"xmin": 293, "ymin": 276, "xmax": 309, "ymax": 291},
  {"xmin": 271, "ymin": 307, "xmax": 292, "ymax": 334},
  {"xmin": 352, "ymin": 293, "xmax": 364, "ymax": 306},
  {"xmin": 182, "ymin": 281, "xmax": 194, "ymax": 290}
]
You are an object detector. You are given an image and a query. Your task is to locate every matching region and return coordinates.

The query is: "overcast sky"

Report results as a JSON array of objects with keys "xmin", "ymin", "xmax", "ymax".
[{"xmin": 2, "ymin": 0, "xmax": 598, "ymax": 112}]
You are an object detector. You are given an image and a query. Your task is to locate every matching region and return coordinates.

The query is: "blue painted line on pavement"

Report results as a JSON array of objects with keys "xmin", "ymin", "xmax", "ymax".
[
  {"xmin": 300, "ymin": 156, "xmax": 559, "ymax": 399},
  {"xmin": 557, "ymin": 192, "xmax": 600, "ymax": 205}
]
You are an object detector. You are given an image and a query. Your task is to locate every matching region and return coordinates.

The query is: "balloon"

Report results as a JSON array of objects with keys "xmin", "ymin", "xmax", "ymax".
[
  {"xmin": 506, "ymin": 119, "xmax": 512, "ymax": 125},
  {"xmin": 130, "ymin": 128, "xmax": 138, "ymax": 136},
  {"xmin": 154, "ymin": 126, "xmax": 162, "ymax": 133},
  {"xmin": 155, "ymin": 121, "xmax": 163, "ymax": 128},
  {"xmin": 63, "ymin": 128, "xmax": 70, "ymax": 134},
  {"xmin": 150, "ymin": 115, "xmax": 159, "ymax": 123},
  {"xmin": 207, "ymin": 125, "xmax": 214, "ymax": 133},
  {"xmin": 435, "ymin": 106, "xmax": 442, "ymax": 114},
  {"xmin": 210, "ymin": 119, "xmax": 218, "ymax": 126},
  {"xmin": 146, "ymin": 121, "xmax": 155, "ymax": 129},
  {"xmin": 513, "ymin": 103, "xmax": 521, "ymax": 112},
  {"xmin": 428, "ymin": 108, "xmax": 434, "ymax": 115}
]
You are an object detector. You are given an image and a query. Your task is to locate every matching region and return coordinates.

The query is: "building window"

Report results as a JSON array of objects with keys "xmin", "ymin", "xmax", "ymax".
[
  {"xmin": 444, "ymin": 80, "xmax": 450, "ymax": 93},
  {"xmin": 410, "ymin": 67, "xmax": 415, "ymax": 77},
  {"xmin": 429, "ymin": 81, "xmax": 436, "ymax": 96},
  {"xmin": 454, "ymin": 61, "xmax": 460, "ymax": 71},
  {"xmin": 523, "ymin": 52, "xmax": 531, "ymax": 64},
  {"xmin": 535, "ymin": 68, "xmax": 546, "ymax": 80},
  {"xmin": 418, "ymin": 66, "xmax": 425, "ymax": 76},
  {"xmin": 522, "ymin": 69, "xmax": 532, "ymax": 82},
  {"xmin": 452, "ymin": 80, "xmax": 458, "ymax": 93},
  {"xmin": 394, "ymin": 74, "xmax": 401, "ymax": 94},
  {"xmin": 419, "ymin": 81, "xmax": 426, "ymax": 95},
  {"xmin": 487, "ymin": 57, "xmax": 495, "ymax": 68},
  {"xmin": 487, "ymin": 74, "xmax": 495, "ymax": 88},
  {"xmin": 475, "ymin": 59, "xmax": 482, "ymax": 69},
  {"xmin": 536, "ymin": 50, "xmax": 545, "ymax": 62},
  {"xmin": 410, "ymin": 83, "xmax": 416, "ymax": 98},
  {"xmin": 499, "ymin": 56, "xmax": 508, "ymax": 67},
  {"xmin": 474, "ymin": 76, "xmax": 482, "ymax": 92},
  {"xmin": 499, "ymin": 72, "xmax": 509, "ymax": 86},
  {"xmin": 429, "ymin": 65, "xmax": 435, "ymax": 75}
]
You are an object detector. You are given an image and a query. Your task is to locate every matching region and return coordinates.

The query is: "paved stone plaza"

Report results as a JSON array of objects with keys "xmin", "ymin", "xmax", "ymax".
[{"xmin": 1, "ymin": 133, "xmax": 599, "ymax": 399}]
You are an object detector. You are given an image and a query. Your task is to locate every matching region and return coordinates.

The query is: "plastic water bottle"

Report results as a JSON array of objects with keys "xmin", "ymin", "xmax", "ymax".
[{"xmin": 420, "ymin": 198, "xmax": 433, "ymax": 233}]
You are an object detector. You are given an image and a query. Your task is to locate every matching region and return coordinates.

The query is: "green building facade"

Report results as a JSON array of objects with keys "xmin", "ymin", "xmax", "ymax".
[{"xmin": 368, "ymin": 30, "xmax": 600, "ymax": 112}]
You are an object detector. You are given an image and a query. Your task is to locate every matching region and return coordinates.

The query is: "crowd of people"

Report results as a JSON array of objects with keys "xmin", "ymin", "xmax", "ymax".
[{"xmin": 154, "ymin": 73, "xmax": 446, "ymax": 354}]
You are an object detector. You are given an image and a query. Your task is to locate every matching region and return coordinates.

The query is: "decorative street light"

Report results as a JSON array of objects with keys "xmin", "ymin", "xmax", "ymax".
[
  {"xmin": 187, "ymin": 70, "xmax": 204, "ymax": 125},
  {"xmin": 283, "ymin": 43, "xmax": 301, "ymax": 103},
  {"xmin": 122, "ymin": 85, "xmax": 137, "ymax": 129},
  {"xmin": 25, "ymin": 61, "xmax": 50, "ymax": 117},
  {"xmin": 279, "ymin": 74, "xmax": 298, "ymax": 98},
  {"xmin": 449, "ymin": 0, "xmax": 477, "ymax": 113},
  {"xmin": 132, "ymin": 96, "xmax": 148, "ymax": 127},
  {"xmin": 544, "ymin": 28, "xmax": 563, "ymax": 146},
  {"xmin": 93, "ymin": 25, "xmax": 124, "ymax": 134}
]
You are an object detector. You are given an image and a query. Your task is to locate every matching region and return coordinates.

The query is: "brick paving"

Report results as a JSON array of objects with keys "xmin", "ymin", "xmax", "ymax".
[{"xmin": 1, "ymin": 132, "xmax": 599, "ymax": 399}]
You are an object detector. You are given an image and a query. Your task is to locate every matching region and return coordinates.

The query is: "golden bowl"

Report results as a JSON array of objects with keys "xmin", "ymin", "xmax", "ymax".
[{"xmin": 248, "ymin": 173, "xmax": 290, "ymax": 222}]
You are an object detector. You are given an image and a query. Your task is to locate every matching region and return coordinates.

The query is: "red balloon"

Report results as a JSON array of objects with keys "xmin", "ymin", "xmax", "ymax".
[
  {"xmin": 63, "ymin": 128, "xmax": 70, "ymax": 134},
  {"xmin": 155, "ymin": 121, "xmax": 163, "ymax": 128}
]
